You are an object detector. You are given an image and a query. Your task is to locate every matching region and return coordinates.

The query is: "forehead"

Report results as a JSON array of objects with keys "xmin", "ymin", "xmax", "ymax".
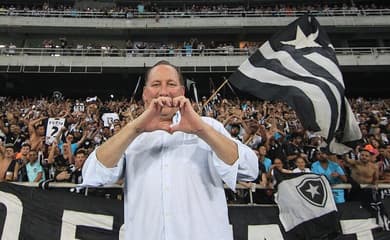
[
  {"xmin": 360, "ymin": 151, "xmax": 371, "ymax": 157},
  {"xmin": 146, "ymin": 65, "xmax": 180, "ymax": 84}
]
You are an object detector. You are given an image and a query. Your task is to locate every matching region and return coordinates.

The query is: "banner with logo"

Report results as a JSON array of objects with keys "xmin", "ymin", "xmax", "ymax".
[{"xmin": 1, "ymin": 183, "xmax": 390, "ymax": 240}]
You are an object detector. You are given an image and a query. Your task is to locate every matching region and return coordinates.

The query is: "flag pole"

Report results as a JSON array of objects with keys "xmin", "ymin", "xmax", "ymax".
[
  {"xmin": 202, "ymin": 78, "xmax": 229, "ymax": 107},
  {"xmin": 130, "ymin": 76, "xmax": 141, "ymax": 104}
]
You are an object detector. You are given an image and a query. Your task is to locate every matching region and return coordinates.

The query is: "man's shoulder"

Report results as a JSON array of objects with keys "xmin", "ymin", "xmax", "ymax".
[
  {"xmin": 328, "ymin": 160, "xmax": 341, "ymax": 167},
  {"xmin": 200, "ymin": 116, "xmax": 220, "ymax": 124},
  {"xmin": 311, "ymin": 161, "xmax": 320, "ymax": 167},
  {"xmin": 200, "ymin": 116, "xmax": 221, "ymax": 126}
]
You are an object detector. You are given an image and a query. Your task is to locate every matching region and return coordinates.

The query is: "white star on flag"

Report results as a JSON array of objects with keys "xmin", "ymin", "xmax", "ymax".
[
  {"xmin": 305, "ymin": 183, "xmax": 320, "ymax": 199},
  {"xmin": 281, "ymin": 25, "xmax": 322, "ymax": 49}
]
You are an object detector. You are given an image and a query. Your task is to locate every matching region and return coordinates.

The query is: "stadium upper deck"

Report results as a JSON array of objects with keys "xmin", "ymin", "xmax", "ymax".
[{"xmin": 0, "ymin": 0, "xmax": 389, "ymax": 98}]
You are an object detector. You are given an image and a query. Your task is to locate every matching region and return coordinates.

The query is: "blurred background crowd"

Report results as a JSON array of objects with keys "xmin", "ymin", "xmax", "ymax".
[{"xmin": 1, "ymin": 95, "xmax": 389, "ymax": 203}]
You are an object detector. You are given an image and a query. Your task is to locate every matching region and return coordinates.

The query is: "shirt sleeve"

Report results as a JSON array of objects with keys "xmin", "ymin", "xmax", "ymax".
[
  {"xmin": 203, "ymin": 117, "xmax": 259, "ymax": 191},
  {"xmin": 81, "ymin": 148, "xmax": 125, "ymax": 186}
]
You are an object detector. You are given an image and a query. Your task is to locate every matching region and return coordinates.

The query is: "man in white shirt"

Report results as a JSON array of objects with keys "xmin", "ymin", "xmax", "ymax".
[{"xmin": 82, "ymin": 60, "xmax": 258, "ymax": 240}]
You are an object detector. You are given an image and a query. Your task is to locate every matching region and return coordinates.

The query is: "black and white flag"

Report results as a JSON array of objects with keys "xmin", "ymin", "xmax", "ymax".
[
  {"xmin": 229, "ymin": 15, "xmax": 361, "ymax": 153},
  {"xmin": 275, "ymin": 171, "xmax": 340, "ymax": 239}
]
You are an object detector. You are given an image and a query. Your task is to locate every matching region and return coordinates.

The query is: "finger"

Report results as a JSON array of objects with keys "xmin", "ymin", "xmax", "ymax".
[
  {"xmin": 160, "ymin": 97, "xmax": 174, "ymax": 107},
  {"xmin": 149, "ymin": 99, "xmax": 162, "ymax": 112},
  {"xmin": 172, "ymin": 96, "xmax": 184, "ymax": 108},
  {"xmin": 172, "ymin": 96, "xmax": 187, "ymax": 109},
  {"xmin": 156, "ymin": 98, "xmax": 165, "ymax": 107},
  {"xmin": 179, "ymin": 98, "xmax": 187, "ymax": 109}
]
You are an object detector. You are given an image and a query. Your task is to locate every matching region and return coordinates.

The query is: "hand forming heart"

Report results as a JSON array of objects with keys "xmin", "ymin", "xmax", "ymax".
[{"xmin": 135, "ymin": 96, "xmax": 204, "ymax": 135}]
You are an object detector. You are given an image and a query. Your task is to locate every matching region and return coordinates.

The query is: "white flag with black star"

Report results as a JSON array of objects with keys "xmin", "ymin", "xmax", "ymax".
[
  {"xmin": 229, "ymin": 15, "xmax": 361, "ymax": 154},
  {"xmin": 274, "ymin": 171, "xmax": 339, "ymax": 239}
]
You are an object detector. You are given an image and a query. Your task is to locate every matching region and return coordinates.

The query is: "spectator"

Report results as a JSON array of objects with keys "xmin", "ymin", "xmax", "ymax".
[
  {"xmin": 311, "ymin": 148, "xmax": 347, "ymax": 204},
  {"xmin": 258, "ymin": 145, "xmax": 272, "ymax": 172},
  {"xmin": 292, "ymin": 156, "xmax": 311, "ymax": 173},
  {"xmin": 344, "ymin": 148, "xmax": 379, "ymax": 184},
  {"xmin": 304, "ymin": 134, "xmax": 322, "ymax": 165},
  {"xmin": 243, "ymin": 119, "xmax": 262, "ymax": 149},
  {"xmin": 285, "ymin": 131, "xmax": 306, "ymax": 169},
  {"xmin": 224, "ymin": 114, "xmax": 244, "ymax": 142},
  {"xmin": 0, "ymin": 143, "xmax": 18, "ymax": 181},
  {"xmin": 267, "ymin": 157, "xmax": 292, "ymax": 201},
  {"xmin": 28, "ymin": 117, "xmax": 46, "ymax": 151},
  {"xmin": 379, "ymin": 144, "xmax": 390, "ymax": 183},
  {"xmin": 8, "ymin": 42, "xmax": 16, "ymax": 55},
  {"xmin": 345, "ymin": 147, "xmax": 380, "ymax": 207},
  {"xmin": 5, "ymin": 123, "xmax": 28, "ymax": 152},
  {"xmin": 57, "ymin": 130, "xmax": 87, "ymax": 156},
  {"xmin": 47, "ymin": 140, "xmax": 70, "ymax": 180},
  {"xmin": 26, "ymin": 149, "xmax": 46, "ymax": 183},
  {"xmin": 15, "ymin": 142, "xmax": 30, "ymax": 182},
  {"xmin": 55, "ymin": 148, "xmax": 86, "ymax": 184}
]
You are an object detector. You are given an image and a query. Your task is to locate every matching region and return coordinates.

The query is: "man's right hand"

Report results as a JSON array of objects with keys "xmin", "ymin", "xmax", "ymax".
[{"xmin": 134, "ymin": 96, "xmax": 177, "ymax": 133}]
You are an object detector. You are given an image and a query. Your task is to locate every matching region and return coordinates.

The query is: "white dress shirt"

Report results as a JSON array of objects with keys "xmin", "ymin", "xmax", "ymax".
[{"xmin": 82, "ymin": 117, "xmax": 258, "ymax": 240}]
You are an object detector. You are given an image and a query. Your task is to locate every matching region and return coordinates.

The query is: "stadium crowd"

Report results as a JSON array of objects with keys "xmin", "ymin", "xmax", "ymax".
[
  {"xmin": 0, "ymin": 1, "xmax": 389, "ymax": 18},
  {"xmin": 0, "ymin": 94, "xmax": 389, "ymax": 203},
  {"xmin": 0, "ymin": 38, "xmax": 248, "ymax": 57}
]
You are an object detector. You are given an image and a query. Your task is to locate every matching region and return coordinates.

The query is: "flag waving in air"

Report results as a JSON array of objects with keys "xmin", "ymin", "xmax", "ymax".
[{"xmin": 229, "ymin": 15, "xmax": 361, "ymax": 153}]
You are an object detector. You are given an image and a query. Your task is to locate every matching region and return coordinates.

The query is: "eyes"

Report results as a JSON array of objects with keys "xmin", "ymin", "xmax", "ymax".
[{"xmin": 150, "ymin": 81, "xmax": 178, "ymax": 88}]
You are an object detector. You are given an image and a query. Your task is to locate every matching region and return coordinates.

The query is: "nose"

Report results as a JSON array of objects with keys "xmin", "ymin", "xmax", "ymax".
[{"xmin": 158, "ymin": 83, "xmax": 169, "ymax": 97}]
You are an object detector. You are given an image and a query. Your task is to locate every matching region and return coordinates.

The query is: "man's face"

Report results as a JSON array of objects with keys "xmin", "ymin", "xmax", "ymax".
[
  {"xmin": 142, "ymin": 64, "xmax": 185, "ymax": 119},
  {"xmin": 21, "ymin": 146, "xmax": 30, "ymax": 156},
  {"xmin": 295, "ymin": 157, "xmax": 306, "ymax": 169},
  {"xmin": 274, "ymin": 159, "xmax": 283, "ymax": 169},
  {"xmin": 258, "ymin": 146, "xmax": 267, "ymax": 156},
  {"xmin": 230, "ymin": 126, "xmax": 240, "ymax": 137},
  {"xmin": 5, "ymin": 147, "xmax": 15, "ymax": 159},
  {"xmin": 28, "ymin": 151, "xmax": 38, "ymax": 163},
  {"xmin": 359, "ymin": 150, "xmax": 372, "ymax": 163},
  {"xmin": 74, "ymin": 153, "xmax": 87, "ymax": 169},
  {"xmin": 10, "ymin": 124, "xmax": 20, "ymax": 134},
  {"xmin": 66, "ymin": 134, "xmax": 74, "ymax": 143},
  {"xmin": 37, "ymin": 125, "xmax": 45, "ymax": 136},
  {"xmin": 319, "ymin": 152, "xmax": 328, "ymax": 162},
  {"xmin": 102, "ymin": 127, "xmax": 111, "ymax": 137}
]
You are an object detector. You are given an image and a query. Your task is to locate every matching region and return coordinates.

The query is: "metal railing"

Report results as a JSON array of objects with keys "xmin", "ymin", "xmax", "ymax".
[
  {"xmin": 1, "ymin": 47, "xmax": 389, "ymax": 58},
  {"xmin": 1, "ymin": 8, "xmax": 390, "ymax": 19}
]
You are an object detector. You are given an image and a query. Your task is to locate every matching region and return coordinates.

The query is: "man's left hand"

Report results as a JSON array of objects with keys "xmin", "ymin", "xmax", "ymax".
[{"xmin": 170, "ymin": 96, "xmax": 204, "ymax": 135}]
